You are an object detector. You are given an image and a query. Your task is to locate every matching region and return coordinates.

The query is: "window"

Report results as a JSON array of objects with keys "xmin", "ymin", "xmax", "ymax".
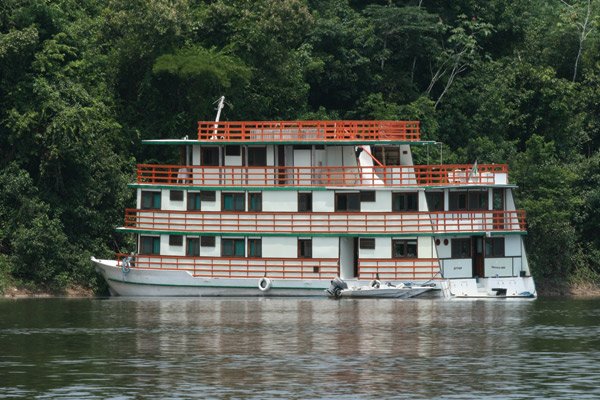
[
  {"xmin": 201, "ymin": 147, "xmax": 219, "ymax": 166},
  {"xmin": 468, "ymin": 191, "xmax": 488, "ymax": 210},
  {"xmin": 449, "ymin": 190, "xmax": 488, "ymax": 211},
  {"xmin": 222, "ymin": 238, "xmax": 245, "ymax": 256},
  {"xmin": 140, "ymin": 236, "xmax": 160, "ymax": 255},
  {"xmin": 392, "ymin": 192, "xmax": 418, "ymax": 211},
  {"xmin": 200, "ymin": 191, "xmax": 216, "ymax": 202},
  {"xmin": 169, "ymin": 236, "xmax": 183, "ymax": 246},
  {"xmin": 426, "ymin": 191, "xmax": 444, "ymax": 211},
  {"xmin": 392, "ymin": 239, "xmax": 417, "ymax": 258},
  {"xmin": 335, "ymin": 193, "xmax": 360, "ymax": 211},
  {"xmin": 225, "ymin": 145, "xmax": 241, "ymax": 156},
  {"xmin": 492, "ymin": 189, "xmax": 504, "ymax": 210},
  {"xmin": 248, "ymin": 147, "xmax": 267, "ymax": 166},
  {"xmin": 141, "ymin": 191, "xmax": 161, "ymax": 210},
  {"xmin": 188, "ymin": 192, "xmax": 201, "ymax": 211},
  {"xmin": 298, "ymin": 239, "xmax": 312, "ymax": 258},
  {"xmin": 360, "ymin": 191, "xmax": 376, "ymax": 202},
  {"xmin": 451, "ymin": 238, "xmax": 472, "ymax": 258},
  {"xmin": 249, "ymin": 193, "xmax": 262, "ymax": 212},
  {"xmin": 298, "ymin": 192, "xmax": 312, "ymax": 212},
  {"xmin": 222, "ymin": 193, "xmax": 245, "ymax": 211},
  {"xmin": 485, "ymin": 237, "xmax": 505, "ymax": 257},
  {"xmin": 248, "ymin": 239, "xmax": 262, "ymax": 257},
  {"xmin": 200, "ymin": 236, "xmax": 215, "ymax": 247},
  {"xmin": 187, "ymin": 238, "xmax": 200, "ymax": 256},
  {"xmin": 170, "ymin": 190, "xmax": 183, "ymax": 202},
  {"xmin": 359, "ymin": 238, "xmax": 375, "ymax": 250}
]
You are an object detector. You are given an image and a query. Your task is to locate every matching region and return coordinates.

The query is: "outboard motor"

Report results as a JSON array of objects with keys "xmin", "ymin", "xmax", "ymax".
[{"xmin": 326, "ymin": 277, "xmax": 348, "ymax": 298}]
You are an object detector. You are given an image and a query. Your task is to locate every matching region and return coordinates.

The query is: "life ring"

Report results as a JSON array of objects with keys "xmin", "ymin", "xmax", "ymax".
[
  {"xmin": 258, "ymin": 277, "xmax": 272, "ymax": 292},
  {"xmin": 370, "ymin": 279, "xmax": 381, "ymax": 289}
]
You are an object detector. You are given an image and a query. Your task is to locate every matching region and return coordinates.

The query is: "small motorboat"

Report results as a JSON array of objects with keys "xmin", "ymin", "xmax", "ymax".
[{"xmin": 326, "ymin": 277, "xmax": 434, "ymax": 299}]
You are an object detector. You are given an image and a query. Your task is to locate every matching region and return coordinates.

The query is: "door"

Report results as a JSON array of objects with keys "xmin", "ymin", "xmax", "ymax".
[{"xmin": 472, "ymin": 236, "xmax": 484, "ymax": 277}]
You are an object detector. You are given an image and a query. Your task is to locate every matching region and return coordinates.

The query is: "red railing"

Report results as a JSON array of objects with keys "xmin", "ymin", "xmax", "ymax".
[
  {"xmin": 358, "ymin": 258, "xmax": 441, "ymax": 281},
  {"xmin": 136, "ymin": 163, "xmax": 508, "ymax": 187},
  {"xmin": 197, "ymin": 120, "xmax": 421, "ymax": 142},
  {"xmin": 116, "ymin": 254, "xmax": 338, "ymax": 279},
  {"xmin": 124, "ymin": 210, "xmax": 527, "ymax": 234}
]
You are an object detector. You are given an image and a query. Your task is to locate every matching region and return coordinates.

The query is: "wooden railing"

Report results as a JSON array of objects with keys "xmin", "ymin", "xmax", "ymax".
[
  {"xmin": 136, "ymin": 163, "xmax": 508, "ymax": 187},
  {"xmin": 197, "ymin": 120, "xmax": 421, "ymax": 141},
  {"xmin": 358, "ymin": 259, "xmax": 440, "ymax": 281},
  {"xmin": 116, "ymin": 254, "xmax": 338, "ymax": 279},
  {"xmin": 124, "ymin": 210, "xmax": 527, "ymax": 234}
]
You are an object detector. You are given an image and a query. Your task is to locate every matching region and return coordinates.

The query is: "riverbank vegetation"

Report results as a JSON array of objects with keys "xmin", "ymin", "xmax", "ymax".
[{"xmin": 1, "ymin": 0, "xmax": 599, "ymax": 295}]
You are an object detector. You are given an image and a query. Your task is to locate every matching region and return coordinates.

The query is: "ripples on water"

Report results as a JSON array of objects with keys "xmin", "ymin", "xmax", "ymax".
[{"xmin": 1, "ymin": 297, "xmax": 599, "ymax": 399}]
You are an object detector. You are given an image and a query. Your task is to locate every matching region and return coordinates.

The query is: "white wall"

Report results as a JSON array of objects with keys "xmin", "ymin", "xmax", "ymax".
[
  {"xmin": 326, "ymin": 146, "xmax": 343, "ymax": 166},
  {"xmin": 313, "ymin": 237, "xmax": 338, "ymax": 258},
  {"xmin": 160, "ymin": 235, "xmax": 185, "ymax": 256},
  {"xmin": 262, "ymin": 236, "xmax": 297, "ymax": 258},
  {"xmin": 263, "ymin": 191, "xmax": 297, "ymax": 212},
  {"xmin": 418, "ymin": 236, "xmax": 435, "ymax": 258},
  {"xmin": 200, "ymin": 236, "xmax": 220, "ymax": 257},
  {"xmin": 441, "ymin": 259, "xmax": 472, "ymax": 278},
  {"xmin": 358, "ymin": 237, "xmax": 390, "ymax": 259},
  {"xmin": 313, "ymin": 191, "xmax": 334, "ymax": 212},
  {"xmin": 484, "ymin": 258, "xmax": 514, "ymax": 277},
  {"xmin": 360, "ymin": 190, "xmax": 391, "ymax": 212},
  {"xmin": 163, "ymin": 190, "xmax": 186, "ymax": 211}
]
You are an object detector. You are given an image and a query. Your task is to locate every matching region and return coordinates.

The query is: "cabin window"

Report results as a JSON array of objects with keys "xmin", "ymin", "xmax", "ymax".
[
  {"xmin": 187, "ymin": 238, "xmax": 200, "ymax": 256},
  {"xmin": 485, "ymin": 237, "xmax": 505, "ymax": 257},
  {"xmin": 449, "ymin": 190, "xmax": 488, "ymax": 211},
  {"xmin": 222, "ymin": 192, "xmax": 245, "ymax": 211},
  {"xmin": 169, "ymin": 236, "xmax": 183, "ymax": 246},
  {"xmin": 359, "ymin": 238, "xmax": 375, "ymax": 250},
  {"xmin": 298, "ymin": 193, "xmax": 312, "ymax": 212},
  {"xmin": 248, "ymin": 193, "xmax": 262, "ymax": 212},
  {"xmin": 141, "ymin": 191, "xmax": 161, "ymax": 210},
  {"xmin": 360, "ymin": 191, "xmax": 376, "ymax": 202},
  {"xmin": 200, "ymin": 236, "xmax": 215, "ymax": 247},
  {"xmin": 201, "ymin": 147, "xmax": 219, "ymax": 166},
  {"xmin": 492, "ymin": 189, "xmax": 504, "ymax": 210},
  {"xmin": 392, "ymin": 192, "xmax": 418, "ymax": 212},
  {"xmin": 335, "ymin": 193, "xmax": 360, "ymax": 212},
  {"xmin": 140, "ymin": 236, "xmax": 160, "ymax": 255},
  {"xmin": 170, "ymin": 190, "xmax": 184, "ymax": 202},
  {"xmin": 200, "ymin": 191, "xmax": 216, "ymax": 202},
  {"xmin": 187, "ymin": 192, "xmax": 201, "ymax": 211},
  {"xmin": 392, "ymin": 239, "xmax": 417, "ymax": 258},
  {"xmin": 248, "ymin": 238, "xmax": 262, "ymax": 258},
  {"xmin": 426, "ymin": 191, "xmax": 444, "ymax": 211},
  {"xmin": 222, "ymin": 238, "xmax": 245, "ymax": 257},
  {"xmin": 451, "ymin": 238, "xmax": 472, "ymax": 258},
  {"xmin": 298, "ymin": 239, "xmax": 312, "ymax": 258},
  {"xmin": 225, "ymin": 145, "xmax": 241, "ymax": 156},
  {"xmin": 248, "ymin": 147, "xmax": 267, "ymax": 166}
]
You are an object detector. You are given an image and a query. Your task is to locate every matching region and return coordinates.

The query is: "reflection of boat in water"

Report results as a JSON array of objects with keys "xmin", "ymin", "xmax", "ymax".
[
  {"xmin": 92, "ymin": 99, "xmax": 536, "ymax": 299},
  {"xmin": 326, "ymin": 277, "xmax": 434, "ymax": 299}
]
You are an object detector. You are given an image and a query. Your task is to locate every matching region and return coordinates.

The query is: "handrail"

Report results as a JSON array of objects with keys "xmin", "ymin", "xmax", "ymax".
[
  {"xmin": 197, "ymin": 120, "xmax": 421, "ymax": 141},
  {"xmin": 115, "ymin": 253, "xmax": 339, "ymax": 280},
  {"xmin": 136, "ymin": 163, "xmax": 509, "ymax": 187},
  {"xmin": 358, "ymin": 258, "xmax": 441, "ymax": 280},
  {"xmin": 124, "ymin": 209, "xmax": 527, "ymax": 234}
]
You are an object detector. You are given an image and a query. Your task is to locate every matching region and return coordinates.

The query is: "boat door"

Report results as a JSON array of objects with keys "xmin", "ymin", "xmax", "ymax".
[
  {"xmin": 472, "ymin": 236, "xmax": 484, "ymax": 277},
  {"xmin": 339, "ymin": 237, "xmax": 356, "ymax": 280}
]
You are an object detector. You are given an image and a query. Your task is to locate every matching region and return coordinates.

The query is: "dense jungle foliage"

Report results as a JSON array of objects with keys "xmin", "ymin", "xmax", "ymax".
[{"xmin": 1, "ymin": 0, "xmax": 599, "ymax": 293}]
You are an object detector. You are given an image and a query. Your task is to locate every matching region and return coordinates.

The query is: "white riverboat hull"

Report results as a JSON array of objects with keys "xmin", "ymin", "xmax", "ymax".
[{"xmin": 92, "ymin": 257, "xmax": 445, "ymax": 297}]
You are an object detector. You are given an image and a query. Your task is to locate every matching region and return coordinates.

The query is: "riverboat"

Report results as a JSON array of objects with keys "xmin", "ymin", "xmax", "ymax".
[{"xmin": 92, "ymin": 110, "xmax": 536, "ymax": 298}]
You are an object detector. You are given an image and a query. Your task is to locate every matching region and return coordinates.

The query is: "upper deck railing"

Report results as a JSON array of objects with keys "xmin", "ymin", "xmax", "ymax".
[
  {"xmin": 124, "ymin": 209, "xmax": 527, "ymax": 234},
  {"xmin": 136, "ymin": 164, "xmax": 508, "ymax": 187},
  {"xmin": 197, "ymin": 120, "xmax": 421, "ymax": 142}
]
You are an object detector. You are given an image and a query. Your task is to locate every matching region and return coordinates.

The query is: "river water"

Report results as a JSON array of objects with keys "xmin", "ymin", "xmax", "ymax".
[{"xmin": 0, "ymin": 297, "xmax": 599, "ymax": 399}]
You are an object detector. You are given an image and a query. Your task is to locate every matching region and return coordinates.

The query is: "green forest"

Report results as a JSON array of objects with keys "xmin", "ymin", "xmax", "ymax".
[{"xmin": 1, "ymin": 0, "xmax": 599, "ymax": 295}]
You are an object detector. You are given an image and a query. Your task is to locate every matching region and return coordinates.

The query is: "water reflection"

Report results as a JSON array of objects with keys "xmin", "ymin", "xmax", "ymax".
[{"xmin": 0, "ymin": 298, "xmax": 599, "ymax": 399}]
